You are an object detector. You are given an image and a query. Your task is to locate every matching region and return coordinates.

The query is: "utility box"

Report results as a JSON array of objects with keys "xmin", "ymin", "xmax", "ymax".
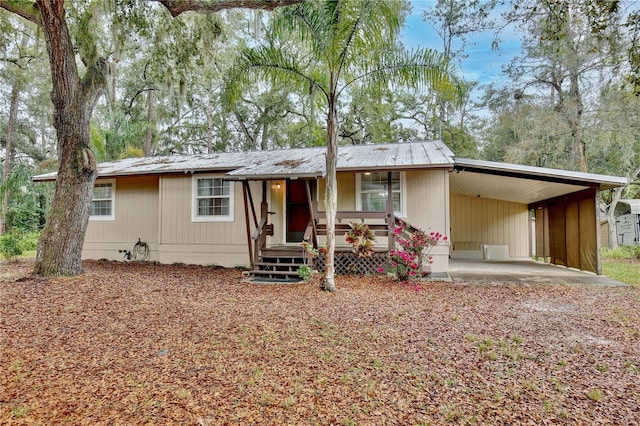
[{"xmin": 616, "ymin": 213, "xmax": 640, "ymax": 246}]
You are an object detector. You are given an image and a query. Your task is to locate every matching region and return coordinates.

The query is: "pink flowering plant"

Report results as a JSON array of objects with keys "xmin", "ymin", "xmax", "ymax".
[{"xmin": 378, "ymin": 221, "xmax": 447, "ymax": 281}]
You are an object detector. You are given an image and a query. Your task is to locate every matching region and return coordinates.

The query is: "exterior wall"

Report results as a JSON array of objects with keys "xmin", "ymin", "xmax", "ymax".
[
  {"xmin": 404, "ymin": 170, "xmax": 450, "ymax": 272},
  {"xmin": 317, "ymin": 172, "xmax": 356, "ymax": 211},
  {"xmin": 450, "ymin": 193, "xmax": 530, "ymax": 259},
  {"xmin": 157, "ymin": 175, "xmax": 261, "ymax": 268},
  {"xmin": 83, "ymin": 176, "xmax": 160, "ymax": 261}
]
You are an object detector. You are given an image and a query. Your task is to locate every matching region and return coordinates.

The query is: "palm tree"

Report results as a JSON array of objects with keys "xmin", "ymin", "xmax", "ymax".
[{"xmin": 224, "ymin": 0, "xmax": 463, "ymax": 291}]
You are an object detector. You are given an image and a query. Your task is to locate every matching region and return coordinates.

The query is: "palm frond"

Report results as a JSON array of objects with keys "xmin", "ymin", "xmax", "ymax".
[
  {"xmin": 343, "ymin": 47, "xmax": 466, "ymax": 106},
  {"xmin": 222, "ymin": 45, "xmax": 329, "ymax": 108}
]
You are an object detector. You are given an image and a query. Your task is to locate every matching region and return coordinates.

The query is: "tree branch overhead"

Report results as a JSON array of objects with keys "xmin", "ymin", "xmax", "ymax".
[{"xmin": 156, "ymin": 0, "xmax": 304, "ymax": 17}]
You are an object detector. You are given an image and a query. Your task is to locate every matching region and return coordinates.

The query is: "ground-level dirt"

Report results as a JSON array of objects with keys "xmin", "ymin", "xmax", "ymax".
[{"xmin": 1, "ymin": 259, "xmax": 639, "ymax": 425}]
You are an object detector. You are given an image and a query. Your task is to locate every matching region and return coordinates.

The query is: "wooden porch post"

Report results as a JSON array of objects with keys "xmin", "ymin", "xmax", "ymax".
[
  {"xmin": 386, "ymin": 171, "xmax": 395, "ymax": 253},
  {"xmin": 246, "ymin": 181, "xmax": 258, "ymax": 228},
  {"xmin": 242, "ymin": 181, "xmax": 254, "ymax": 266},
  {"xmin": 261, "ymin": 181, "xmax": 268, "ymax": 219}
]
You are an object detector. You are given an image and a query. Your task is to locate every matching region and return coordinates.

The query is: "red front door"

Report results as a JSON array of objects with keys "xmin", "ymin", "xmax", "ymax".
[{"xmin": 286, "ymin": 180, "xmax": 311, "ymax": 242}]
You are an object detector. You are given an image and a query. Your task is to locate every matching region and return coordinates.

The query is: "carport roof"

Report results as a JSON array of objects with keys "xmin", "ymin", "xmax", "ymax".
[{"xmin": 451, "ymin": 158, "xmax": 627, "ymax": 205}]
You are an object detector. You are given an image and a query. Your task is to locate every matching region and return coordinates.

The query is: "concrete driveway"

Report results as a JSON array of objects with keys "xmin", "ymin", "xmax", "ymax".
[{"xmin": 450, "ymin": 259, "xmax": 627, "ymax": 286}]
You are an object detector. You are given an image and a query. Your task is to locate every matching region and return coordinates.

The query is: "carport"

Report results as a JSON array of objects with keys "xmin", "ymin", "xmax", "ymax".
[
  {"xmin": 450, "ymin": 158, "xmax": 627, "ymax": 275},
  {"xmin": 450, "ymin": 259, "xmax": 626, "ymax": 286}
]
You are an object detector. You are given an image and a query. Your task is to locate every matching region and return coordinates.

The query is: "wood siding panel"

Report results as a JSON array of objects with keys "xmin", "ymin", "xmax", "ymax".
[
  {"xmin": 405, "ymin": 170, "xmax": 449, "ymax": 232},
  {"xmin": 450, "ymin": 194, "xmax": 530, "ymax": 257},
  {"xmin": 404, "ymin": 170, "xmax": 450, "ymax": 273},
  {"xmin": 158, "ymin": 175, "xmax": 255, "ymax": 267},
  {"xmin": 566, "ymin": 202, "xmax": 580, "ymax": 268},
  {"xmin": 549, "ymin": 204, "xmax": 567, "ymax": 266},
  {"xmin": 83, "ymin": 176, "xmax": 159, "ymax": 261},
  {"xmin": 579, "ymin": 196, "xmax": 598, "ymax": 273},
  {"xmin": 317, "ymin": 172, "xmax": 355, "ymax": 211}
]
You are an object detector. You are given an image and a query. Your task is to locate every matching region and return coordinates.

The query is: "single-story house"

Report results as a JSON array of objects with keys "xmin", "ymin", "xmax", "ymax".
[{"xmin": 33, "ymin": 141, "xmax": 627, "ymax": 280}]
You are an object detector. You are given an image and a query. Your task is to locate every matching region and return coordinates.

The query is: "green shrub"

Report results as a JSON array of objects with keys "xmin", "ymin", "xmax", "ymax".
[
  {"xmin": 1, "ymin": 232, "xmax": 23, "ymax": 261},
  {"xmin": 19, "ymin": 231, "xmax": 40, "ymax": 251},
  {"xmin": 297, "ymin": 264, "xmax": 314, "ymax": 281}
]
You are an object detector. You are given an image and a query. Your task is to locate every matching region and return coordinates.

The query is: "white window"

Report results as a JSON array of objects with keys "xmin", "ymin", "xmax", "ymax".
[
  {"xmin": 90, "ymin": 180, "xmax": 115, "ymax": 221},
  {"xmin": 356, "ymin": 171, "xmax": 404, "ymax": 214},
  {"xmin": 192, "ymin": 175, "xmax": 234, "ymax": 222}
]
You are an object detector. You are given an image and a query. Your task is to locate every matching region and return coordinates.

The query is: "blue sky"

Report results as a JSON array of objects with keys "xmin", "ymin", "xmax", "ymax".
[{"xmin": 402, "ymin": 1, "xmax": 522, "ymax": 89}]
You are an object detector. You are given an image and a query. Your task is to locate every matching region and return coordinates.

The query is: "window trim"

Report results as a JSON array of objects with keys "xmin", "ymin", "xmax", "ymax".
[
  {"xmin": 89, "ymin": 179, "xmax": 116, "ymax": 221},
  {"xmin": 355, "ymin": 171, "xmax": 406, "ymax": 216},
  {"xmin": 191, "ymin": 174, "xmax": 234, "ymax": 222}
]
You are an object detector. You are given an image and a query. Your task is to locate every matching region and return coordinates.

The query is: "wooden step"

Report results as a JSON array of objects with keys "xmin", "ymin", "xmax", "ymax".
[
  {"xmin": 250, "ymin": 269, "xmax": 301, "ymax": 282},
  {"xmin": 249, "ymin": 246, "xmax": 309, "ymax": 282},
  {"xmin": 255, "ymin": 262, "xmax": 302, "ymax": 269},
  {"xmin": 261, "ymin": 247, "xmax": 304, "ymax": 256}
]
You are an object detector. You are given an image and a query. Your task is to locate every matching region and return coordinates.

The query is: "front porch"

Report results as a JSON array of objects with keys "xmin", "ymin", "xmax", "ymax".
[{"xmin": 239, "ymin": 177, "xmax": 429, "ymax": 282}]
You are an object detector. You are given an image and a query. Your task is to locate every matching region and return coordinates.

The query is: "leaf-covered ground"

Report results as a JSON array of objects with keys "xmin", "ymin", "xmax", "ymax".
[{"xmin": 1, "ymin": 259, "xmax": 639, "ymax": 425}]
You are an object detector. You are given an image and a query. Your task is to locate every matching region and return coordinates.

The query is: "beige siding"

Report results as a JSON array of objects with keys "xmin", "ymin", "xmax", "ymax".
[
  {"xmin": 83, "ymin": 176, "xmax": 159, "ymax": 261},
  {"xmin": 158, "ymin": 175, "xmax": 258, "ymax": 267},
  {"xmin": 317, "ymin": 172, "xmax": 356, "ymax": 211},
  {"xmin": 405, "ymin": 170, "xmax": 449, "ymax": 232},
  {"xmin": 450, "ymin": 193, "xmax": 530, "ymax": 258},
  {"xmin": 404, "ymin": 170, "xmax": 450, "ymax": 272}
]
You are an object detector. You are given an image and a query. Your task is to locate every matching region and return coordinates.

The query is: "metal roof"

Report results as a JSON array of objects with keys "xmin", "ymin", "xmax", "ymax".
[
  {"xmin": 452, "ymin": 158, "xmax": 627, "ymax": 205},
  {"xmin": 32, "ymin": 143, "xmax": 627, "ymax": 206},
  {"xmin": 33, "ymin": 141, "xmax": 455, "ymax": 181}
]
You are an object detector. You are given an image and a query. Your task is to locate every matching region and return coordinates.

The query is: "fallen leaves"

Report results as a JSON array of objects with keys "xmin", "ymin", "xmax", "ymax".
[{"xmin": 1, "ymin": 259, "xmax": 640, "ymax": 424}]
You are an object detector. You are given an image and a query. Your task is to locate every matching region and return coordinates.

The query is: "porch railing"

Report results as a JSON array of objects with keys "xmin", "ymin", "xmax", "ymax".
[
  {"xmin": 251, "ymin": 217, "xmax": 275, "ymax": 265},
  {"xmin": 306, "ymin": 212, "xmax": 428, "ymax": 274},
  {"xmin": 306, "ymin": 211, "xmax": 424, "ymax": 253}
]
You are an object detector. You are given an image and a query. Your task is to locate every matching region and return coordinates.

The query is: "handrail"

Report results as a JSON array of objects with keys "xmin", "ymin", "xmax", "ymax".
[
  {"xmin": 252, "ymin": 217, "xmax": 267, "ymax": 240},
  {"xmin": 252, "ymin": 217, "xmax": 268, "ymax": 268},
  {"xmin": 303, "ymin": 221, "xmax": 314, "ymax": 242},
  {"xmin": 314, "ymin": 210, "xmax": 388, "ymax": 221},
  {"xmin": 393, "ymin": 215, "xmax": 422, "ymax": 235}
]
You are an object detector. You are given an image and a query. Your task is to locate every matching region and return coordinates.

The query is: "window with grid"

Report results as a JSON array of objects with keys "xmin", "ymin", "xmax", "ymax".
[
  {"xmin": 193, "ymin": 176, "xmax": 233, "ymax": 221},
  {"xmin": 90, "ymin": 181, "xmax": 115, "ymax": 220},
  {"xmin": 358, "ymin": 171, "xmax": 402, "ymax": 213}
]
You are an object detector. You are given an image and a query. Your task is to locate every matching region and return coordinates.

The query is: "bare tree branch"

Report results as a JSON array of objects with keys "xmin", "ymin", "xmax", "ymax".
[
  {"xmin": 0, "ymin": 0, "xmax": 40, "ymax": 24},
  {"xmin": 155, "ymin": 0, "xmax": 304, "ymax": 17}
]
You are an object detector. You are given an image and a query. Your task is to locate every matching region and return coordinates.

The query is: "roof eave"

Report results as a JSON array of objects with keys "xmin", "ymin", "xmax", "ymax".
[{"xmin": 454, "ymin": 158, "xmax": 627, "ymax": 189}]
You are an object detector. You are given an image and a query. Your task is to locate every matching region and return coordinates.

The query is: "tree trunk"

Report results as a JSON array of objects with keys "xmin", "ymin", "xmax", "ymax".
[
  {"xmin": 1, "ymin": 83, "xmax": 19, "ymax": 235},
  {"xmin": 33, "ymin": 0, "xmax": 104, "ymax": 276},
  {"xmin": 606, "ymin": 187, "xmax": 624, "ymax": 249},
  {"xmin": 144, "ymin": 89, "xmax": 155, "ymax": 156},
  {"xmin": 321, "ymin": 93, "xmax": 338, "ymax": 292},
  {"xmin": 568, "ymin": 71, "xmax": 586, "ymax": 172},
  {"xmin": 206, "ymin": 108, "xmax": 214, "ymax": 154}
]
